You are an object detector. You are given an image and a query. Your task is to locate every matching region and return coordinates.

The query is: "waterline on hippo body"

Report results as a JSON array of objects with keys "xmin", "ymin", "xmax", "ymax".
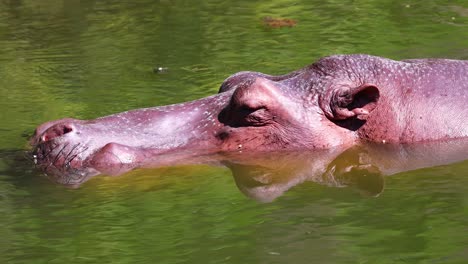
[
  {"xmin": 38, "ymin": 139, "xmax": 468, "ymax": 199},
  {"xmin": 30, "ymin": 54, "xmax": 468, "ymax": 179}
]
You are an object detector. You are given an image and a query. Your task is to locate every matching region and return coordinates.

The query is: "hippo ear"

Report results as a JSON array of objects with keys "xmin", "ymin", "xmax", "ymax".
[{"xmin": 321, "ymin": 84, "xmax": 380, "ymax": 121}]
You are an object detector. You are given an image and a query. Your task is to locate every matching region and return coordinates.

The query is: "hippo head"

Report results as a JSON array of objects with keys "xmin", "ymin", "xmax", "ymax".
[{"xmin": 31, "ymin": 56, "xmax": 381, "ymax": 180}]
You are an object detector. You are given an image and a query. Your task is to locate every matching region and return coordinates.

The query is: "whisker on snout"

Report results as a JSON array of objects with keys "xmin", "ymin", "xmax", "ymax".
[
  {"xmin": 45, "ymin": 143, "xmax": 69, "ymax": 171},
  {"xmin": 62, "ymin": 143, "xmax": 82, "ymax": 168}
]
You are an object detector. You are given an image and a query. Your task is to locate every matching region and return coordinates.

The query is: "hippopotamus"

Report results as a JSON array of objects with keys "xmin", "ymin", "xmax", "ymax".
[{"xmin": 30, "ymin": 54, "xmax": 468, "ymax": 179}]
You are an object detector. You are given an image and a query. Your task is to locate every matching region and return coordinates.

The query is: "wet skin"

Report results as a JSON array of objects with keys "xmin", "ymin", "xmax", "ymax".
[{"xmin": 30, "ymin": 54, "xmax": 468, "ymax": 179}]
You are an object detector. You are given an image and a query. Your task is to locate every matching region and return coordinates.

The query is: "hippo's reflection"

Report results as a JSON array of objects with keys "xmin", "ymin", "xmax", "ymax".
[
  {"xmin": 41, "ymin": 139, "xmax": 468, "ymax": 202},
  {"xmin": 226, "ymin": 147, "xmax": 385, "ymax": 202}
]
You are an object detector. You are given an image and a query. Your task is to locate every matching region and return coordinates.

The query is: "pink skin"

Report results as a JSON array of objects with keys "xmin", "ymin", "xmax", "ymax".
[{"xmin": 31, "ymin": 54, "xmax": 468, "ymax": 179}]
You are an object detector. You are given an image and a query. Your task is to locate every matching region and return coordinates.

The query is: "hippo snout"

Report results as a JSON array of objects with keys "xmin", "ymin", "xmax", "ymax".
[
  {"xmin": 40, "ymin": 123, "xmax": 75, "ymax": 142},
  {"xmin": 30, "ymin": 118, "xmax": 94, "ymax": 177},
  {"xmin": 31, "ymin": 118, "xmax": 82, "ymax": 145}
]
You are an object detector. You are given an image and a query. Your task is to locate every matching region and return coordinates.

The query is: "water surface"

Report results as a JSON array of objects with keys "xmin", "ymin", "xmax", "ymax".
[{"xmin": 0, "ymin": 1, "xmax": 467, "ymax": 263}]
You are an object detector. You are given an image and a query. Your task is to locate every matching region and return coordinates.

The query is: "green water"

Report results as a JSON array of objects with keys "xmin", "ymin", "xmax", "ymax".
[{"xmin": 1, "ymin": 0, "xmax": 467, "ymax": 263}]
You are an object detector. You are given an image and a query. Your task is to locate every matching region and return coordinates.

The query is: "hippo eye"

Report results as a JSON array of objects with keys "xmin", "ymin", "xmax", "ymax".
[
  {"xmin": 238, "ymin": 105, "xmax": 271, "ymax": 126},
  {"xmin": 218, "ymin": 104, "xmax": 273, "ymax": 127},
  {"xmin": 238, "ymin": 104, "xmax": 260, "ymax": 115}
]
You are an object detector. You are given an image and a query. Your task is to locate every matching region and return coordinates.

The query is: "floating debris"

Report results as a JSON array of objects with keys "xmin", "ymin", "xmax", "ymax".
[
  {"xmin": 153, "ymin": 66, "xmax": 169, "ymax": 74},
  {"xmin": 262, "ymin": 16, "xmax": 297, "ymax": 28}
]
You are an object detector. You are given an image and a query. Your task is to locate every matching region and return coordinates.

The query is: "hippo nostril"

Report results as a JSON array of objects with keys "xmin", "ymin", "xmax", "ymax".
[
  {"xmin": 62, "ymin": 125, "xmax": 73, "ymax": 134},
  {"xmin": 41, "ymin": 124, "xmax": 75, "ymax": 142}
]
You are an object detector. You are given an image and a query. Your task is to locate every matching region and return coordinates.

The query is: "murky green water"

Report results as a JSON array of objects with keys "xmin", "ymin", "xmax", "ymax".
[{"xmin": 1, "ymin": 1, "xmax": 467, "ymax": 263}]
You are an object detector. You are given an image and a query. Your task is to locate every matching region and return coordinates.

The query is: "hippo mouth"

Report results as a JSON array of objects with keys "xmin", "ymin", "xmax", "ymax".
[
  {"xmin": 31, "ymin": 135, "xmax": 185, "ymax": 184},
  {"xmin": 31, "ymin": 126, "xmax": 191, "ymax": 182},
  {"xmin": 31, "ymin": 135, "xmax": 98, "ymax": 184}
]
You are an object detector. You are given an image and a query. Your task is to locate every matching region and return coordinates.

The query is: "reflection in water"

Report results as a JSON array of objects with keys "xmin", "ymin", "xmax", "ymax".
[{"xmin": 40, "ymin": 139, "xmax": 468, "ymax": 202}]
